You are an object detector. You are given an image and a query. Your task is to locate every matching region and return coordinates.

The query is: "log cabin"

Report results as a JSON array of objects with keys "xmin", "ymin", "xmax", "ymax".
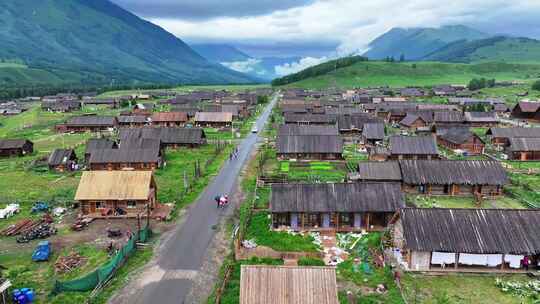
[
  {"xmin": 511, "ymin": 102, "xmax": 540, "ymax": 122},
  {"xmin": 48, "ymin": 149, "xmax": 78, "ymax": 172},
  {"xmin": 389, "ymin": 136, "xmax": 439, "ymax": 160},
  {"xmin": 194, "ymin": 112, "xmax": 233, "ymax": 128},
  {"xmin": 0, "ymin": 139, "xmax": 33, "ymax": 157},
  {"xmin": 150, "ymin": 112, "xmax": 188, "ymax": 127},
  {"xmin": 88, "ymin": 148, "xmax": 161, "ymax": 170},
  {"xmin": 75, "ymin": 171, "xmax": 157, "ymax": 218},
  {"xmin": 276, "ymin": 135, "xmax": 343, "ymax": 160},
  {"xmin": 117, "ymin": 115, "xmax": 148, "ymax": 128},
  {"xmin": 270, "ymin": 182, "xmax": 404, "ymax": 232},
  {"xmin": 506, "ymin": 137, "xmax": 540, "ymax": 161},
  {"xmin": 399, "ymin": 160, "xmax": 507, "ymax": 196},
  {"xmin": 486, "ymin": 127, "xmax": 540, "ymax": 146},
  {"xmin": 392, "ymin": 208, "xmax": 540, "ymax": 272},
  {"xmin": 58, "ymin": 116, "xmax": 117, "ymax": 133},
  {"xmin": 437, "ymin": 128, "xmax": 485, "ymax": 155}
]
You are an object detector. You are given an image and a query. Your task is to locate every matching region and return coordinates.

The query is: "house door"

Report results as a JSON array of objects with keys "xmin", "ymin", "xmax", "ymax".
[
  {"xmin": 322, "ymin": 213, "xmax": 330, "ymax": 228},
  {"xmin": 291, "ymin": 213, "xmax": 299, "ymax": 229},
  {"xmin": 354, "ymin": 213, "xmax": 362, "ymax": 228}
]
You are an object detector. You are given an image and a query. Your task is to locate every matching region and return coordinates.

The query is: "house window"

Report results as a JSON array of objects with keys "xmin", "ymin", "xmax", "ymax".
[
  {"xmin": 340, "ymin": 213, "xmax": 352, "ymax": 226},
  {"xmin": 96, "ymin": 201, "xmax": 104, "ymax": 209},
  {"xmin": 127, "ymin": 201, "xmax": 137, "ymax": 209}
]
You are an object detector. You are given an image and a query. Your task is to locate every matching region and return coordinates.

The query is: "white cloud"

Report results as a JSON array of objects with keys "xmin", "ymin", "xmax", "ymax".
[
  {"xmin": 274, "ymin": 56, "xmax": 329, "ymax": 76},
  {"xmin": 220, "ymin": 58, "xmax": 261, "ymax": 73},
  {"xmin": 150, "ymin": 0, "xmax": 540, "ymax": 56}
]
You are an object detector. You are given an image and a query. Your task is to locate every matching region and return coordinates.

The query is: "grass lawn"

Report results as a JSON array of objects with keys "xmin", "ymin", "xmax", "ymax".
[
  {"xmin": 254, "ymin": 186, "xmax": 270, "ymax": 209},
  {"xmin": 408, "ymin": 195, "xmax": 525, "ymax": 209},
  {"xmin": 279, "ymin": 160, "xmax": 347, "ymax": 183},
  {"xmin": 504, "ymin": 161, "xmax": 540, "ymax": 170},
  {"xmin": 401, "ymin": 273, "xmax": 536, "ymax": 304},
  {"xmin": 245, "ymin": 211, "xmax": 320, "ymax": 252}
]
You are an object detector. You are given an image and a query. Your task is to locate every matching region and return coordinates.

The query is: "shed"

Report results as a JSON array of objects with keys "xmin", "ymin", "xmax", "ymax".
[
  {"xmin": 0, "ymin": 139, "xmax": 33, "ymax": 157},
  {"xmin": 437, "ymin": 128, "xmax": 485, "ymax": 155},
  {"xmin": 511, "ymin": 102, "xmax": 540, "ymax": 122},
  {"xmin": 48, "ymin": 149, "xmax": 78, "ymax": 172},
  {"xmin": 506, "ymin": 137, "xmax": 540, "ymax": 160},
  {"xmin": 240, "ymin": 265, "xmax": 339, "ymax": 304}
]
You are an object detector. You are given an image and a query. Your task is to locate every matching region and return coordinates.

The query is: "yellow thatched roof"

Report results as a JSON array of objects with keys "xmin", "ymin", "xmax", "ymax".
[{"xmin": 75, "ymin": 171, "xmax": 153, "ymax": 201}]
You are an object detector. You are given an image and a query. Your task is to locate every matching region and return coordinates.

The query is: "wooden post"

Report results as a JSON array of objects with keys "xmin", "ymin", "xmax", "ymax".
[
  {"xmin": 501, "ymin": 254, "xmax": 505, "ymax": 270},
  {"xmin": 455, "ymin": 253, "xmax": 459, "ymax": 269},
  {"xmin": 366, "ymin": 213, "xmax": 370, "ymax": 231},
  {"xmin": 335, "ymin": 213, "xmax": 340, "ymax": 230}
]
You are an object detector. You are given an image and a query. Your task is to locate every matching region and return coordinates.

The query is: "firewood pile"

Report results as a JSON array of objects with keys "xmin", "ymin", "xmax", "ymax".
[
  {"xmin": 55, "ymin": 252, "xmax": 87, "ymax": 274},
  {"xmin": 0, "ymin": 214, "xmax": 53, "ymax": 237}
]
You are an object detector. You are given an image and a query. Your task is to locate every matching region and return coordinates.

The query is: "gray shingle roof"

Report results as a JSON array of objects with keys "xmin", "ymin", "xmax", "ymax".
[
  {"xmin": 508, "ymin": 137, "xmax": 540, "ymax": 152},
  {"xmin": 277, "ymin": 135, "xmax": 343, "ymax": 154},
  {"xmin": 400, "ymin": 208, "xmax": 540, "ymax": 254},
  {"xmin": 66, "ymin": 116, "xmax": 117, "ymax": 126},
  {"xmin": 362, "ymin": 123, "xmax": 385, "ymax": 140},
  {"xmin": 487, "ymin": 127, "xmax": 540, "ymax": 139},
  {"xmin": 399, "ymin": 160, "xmax": 508, "ymax": 185},
  {"xmin": 389, "ymin": 136, "xmax": 438, "ymax": 155},
  {"xmin": 89, "ymin": 148, "xmax": 159, "ymax": 164},
  {"xmin": 278, "ymin": 125, "xmax": 339, "ymax": 136},
  {"xmin": 356, "ymin": 162, "xmax": 402, "ymax": 181},
  {"xmin": 271, "ymin": 182, "xmax": 404, "ymax": 213}
]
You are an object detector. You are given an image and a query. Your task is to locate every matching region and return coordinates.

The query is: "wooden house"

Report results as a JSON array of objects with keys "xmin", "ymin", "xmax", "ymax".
[
  {"xmin": 117, "ymin": 115, "xmax": 148, "ymax": 128},
  {"xmin": 59, "ymin": 116, "xmax": 117, "ymax": 133},
  {"xmin": 132, "ymin": 103, "xmax": 154, "ymax": 116},
  {"xmin": 336, "ymin": 114, "xmax": 382, "ymax": 136},
  {"xmin": 392, "ymin": 208, "xmax": 540, "ymax": 272},
  {"xmin": 194, "ymin": 112, "xmax": 233, "ymax": 127},
  {"xmin": 276, "ymin": 135, "xmax": 343, "ymax": 160},
  {"xmin": 84, "ymin": 138, "xmax": 117, "ymax": 162},
  {"xmin": 0, "ymin": 139, "xmax": 33, "ymax": 157},
  {"xmin": 433, "ymin": 111, "xmax": 464, "ymax": 126},
  {"xmin": 399, "ymin": 114, "xmax": 428, "ymax": 130},
  {"xmin": 240, "ymin": 265, "xmax": 339, "ymax": 304},
  {"xmin": 119, "ymin": 127, "xmax": 206, "ymax": 149},
  {"xmin": 88, "ymin": 148, "xmax": 161, "ymax": 170},
  {"xmin": 389, "ymin": 136, "xmax": 439, "ymax": 160},
  {"xmin": 486, "ymin": 127, "xmax": 540, "ymax": 146},
  {"xmin": 75, "ymin": 171, "xmax": 157, "ymax": 218},
  {"xmin": 437, "ymin": 128, "xmax": 485, "ymax": 155},
  {"xmin": 399, "ymin": 160, "xmax": 507, "ymax": 196},
  {"xmin": 511, "ymin": 102, "xmax": 540, "ymax": 122},
  {"xmin": 41, "ymin": 100, "xmax": 81, "ymax": 112},
  {"xmin": 362, "ymin": 123, "xmax": 385, "ymax": 145},
  {"xmin": 83, "ymin": 99, "xmax": 119, "ymax": 108},
  {"xmin": 368, "ymin": 146, "xmax": 389, "ymax": 161},
  {"xmin": 270, "ymin": 183, "xmax": 404, "ymax": 232},
  {"xmin": 506, "ymin": 137, "xmax": 540, "ymax": 161},
  {"xmin": 464, "ymin": 112, "xmax": 498, "ymax": 127},
  {"xmin": 48, "ymin": 149, "xmax": 78, "ymax": 172},
  {"xmin": 150, "ymin": 112, "xmax": 188, "ymax": 127}
]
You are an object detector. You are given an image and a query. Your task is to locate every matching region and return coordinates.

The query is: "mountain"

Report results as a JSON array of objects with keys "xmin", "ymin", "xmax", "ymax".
[
  {"xmin": 0, "ymin": 0, "xmax": 255, "ymax": 88},
  {"xmin": 364, "ymin": 25, "xmax": 491, "ymax": 60},
  {"xmin": 271, "ymin": 56, "xmax": 540, "ymax": 89},
  {"xmin": 191, "ymin": 44, "xmax": 251, "ymax": 63},
  {"xmin": 423, "ymin": 36, "xmax": 540, "ymax": 63}
]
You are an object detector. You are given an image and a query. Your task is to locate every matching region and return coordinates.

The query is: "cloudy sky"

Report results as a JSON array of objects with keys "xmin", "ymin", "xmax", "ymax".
[{"xmin": 111, "ymin": 0, "xmax": 540, "ymax": 75}]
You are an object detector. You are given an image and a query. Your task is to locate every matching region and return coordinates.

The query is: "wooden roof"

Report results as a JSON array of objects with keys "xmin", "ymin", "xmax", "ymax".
[
  {"xmin": 487, "ymin": 127, "xmax": 540, "ymax": 139},
  {"xmin": 389, "ymin": 136, "xmax": 439, "ymax": 155},
  {"xmin": 0, "ymin": 139, "xmax": 32, "ymax": 149},
  {"xmin": 284, "ymin": 113, "xmax": 336, "ymax": 124},
  {"xmin": 400, "ymin": 208, "xmax": 540, "ymax": 254},
  {"xmin": 278, "ymin": 124, "xmax": 339, "ymax": 136},
  {"xmin": 439, "ymin": 127, "xmax": 482, "ymax": 145},
  {"xmin": 362, "ymin": 123, "xmax": 385, "ymax": 140},
  {"xmin": 48, "ymin": 149, "xmax": 76, "ymax": 166},
  {"xmin": 85, "ymin": 138, "xmax": 116, "ymax": 154},
  {"xmin": 150, "ymin": 112, "xmax": 188, "ymax": 122},
  {"xmin": 277, "ymin": 135, "xmax": 343, "ymax": 154},
  {"xmin": 66, "ymin": 116, "xmax": 117, "ymax": 126},
  {"xmin": 195, "ymin": 112, "xmax": 233, "ymax": 122},
  {"xmin": 240, "ymin": 265, "xmax": 339, "ymax": 304},
  {"xmin": 119, "ymin": 127, "xmax": 206, "ymax": 145},
  {"xmin": 508, "ymin": 137, "xmax": 540, "ymax": 152},
  {"xmin": 271, "ymin": 182, "xmax": 404, "ymax": 213},
  {"xmin": 399, "ymin": 160, "xmax": 508, "ymax": 185},
  {"xmin": 89, "ymin": 148, "xmax": 160, "ymax": 164},
  {"xmin": 356, "ymin": 161, "xmax": 402, "ymax": 181},
  {"xmin": 336, "ymin": 114, "xmax": 381, "ymax": 131},
  {"xmin": 75, "ymin": 171, "xmax": 154, "ymax": 201}
]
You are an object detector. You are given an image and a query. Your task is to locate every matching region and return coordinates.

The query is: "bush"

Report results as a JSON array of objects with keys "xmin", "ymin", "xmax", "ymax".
[
  {"xmin": 298, "ymin": 257, "xmax": 325, "ymax": 266},
  {"xmin": 532, "ymin": 80, "xmax": 540, "ymax": 91}
]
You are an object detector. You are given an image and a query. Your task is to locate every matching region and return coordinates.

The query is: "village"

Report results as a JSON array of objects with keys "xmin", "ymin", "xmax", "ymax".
[{"xmin": 0, "ymin": 81, "xmax": 539, "ymax": 304}]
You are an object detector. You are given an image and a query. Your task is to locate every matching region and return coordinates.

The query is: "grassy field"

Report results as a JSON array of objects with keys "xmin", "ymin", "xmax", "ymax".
[
  {"xmin": 281, "ymin": 61, "xmax": 540, "ymax": 89},
  {"xmin": 401, "ymin": 273, "xmax": 536, "ymax": 304}
]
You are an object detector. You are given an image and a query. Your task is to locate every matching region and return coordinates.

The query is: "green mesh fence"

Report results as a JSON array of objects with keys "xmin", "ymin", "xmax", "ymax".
[{"xmin": 51, "ymin": 227, "xmax": 151, "ymax": 295}]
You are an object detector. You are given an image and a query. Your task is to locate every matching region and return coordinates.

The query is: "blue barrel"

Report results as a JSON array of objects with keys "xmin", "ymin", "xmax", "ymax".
[{"xmin": 25, "ymin": 290, "xmax": 35, "ymax": 302}]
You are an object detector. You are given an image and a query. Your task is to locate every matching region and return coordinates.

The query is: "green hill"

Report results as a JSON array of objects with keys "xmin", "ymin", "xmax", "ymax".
[
  {"xmin": 423, "ymin": 36, "xmax": 540, "ymax": 63},
  {"xmin": 364, "ymin": 25, "xmax": 490, "ymax": 60},
  {"xmin": 274, "ymin": 60, "xmax": 540, "ymax": 89},
  {"xmin": 0, "ymin": 0, "xmax": 254, "ymax": 88},
  {"xmin": 191, "ymin": 44, "xmax": 252, "ymax": 63}
]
